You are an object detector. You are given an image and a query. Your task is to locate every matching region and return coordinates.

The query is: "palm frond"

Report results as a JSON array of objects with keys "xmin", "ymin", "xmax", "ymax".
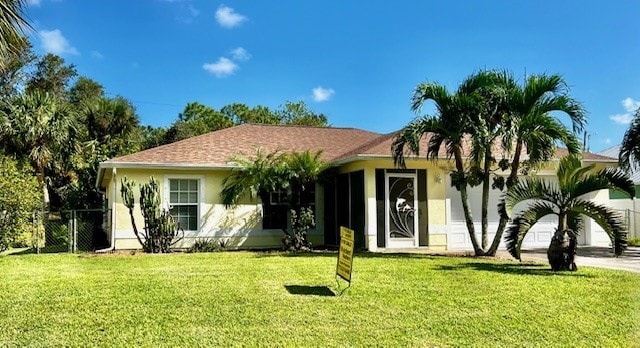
[
  {"xmin": 569, "ymin": 167, "xmax": 634, "ymax": 200},
  {"xmin": 503, "ymin": 178, "xmax": 560, "ymax": 215},
  {"xmin": 504, "ymin": 201, "xmax": 557, "ymax": 259},
  {"xmin": 619, "ymin": 108, "xmax": 640, "ymax": 172},
  {"xmin": 411, "ymin": 83, "xmax": 450, "ymax": 114},
  {"xmin": 571, "ymin": 200, "xmax": 628, "ymax": 256}
]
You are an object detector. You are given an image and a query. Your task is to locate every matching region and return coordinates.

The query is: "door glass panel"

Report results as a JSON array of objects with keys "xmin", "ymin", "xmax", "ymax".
[{"xmin": 388, "ymin": 176, "xmax": 415, "ymax": 239}]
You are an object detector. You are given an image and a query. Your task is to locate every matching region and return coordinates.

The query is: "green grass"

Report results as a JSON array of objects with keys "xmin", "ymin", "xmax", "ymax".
[
  {"xmin": 628, "ymin": 238, "xmax": 640, "ymax": 247},
  {"xmin": 0, "ymin": 252, "xmax": 638, "ymax": 347}
]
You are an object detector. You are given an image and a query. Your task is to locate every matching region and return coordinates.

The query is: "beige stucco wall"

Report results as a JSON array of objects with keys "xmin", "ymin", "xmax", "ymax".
[
  {"xmin": 105, "ymin": 168, "xmax": 323, "ymax": 250},
  {"xmin": 337, "ymin": 158, "xmax": 449, "ymax": 251}
]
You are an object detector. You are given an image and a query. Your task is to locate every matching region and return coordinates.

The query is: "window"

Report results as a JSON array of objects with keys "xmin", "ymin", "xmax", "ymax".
[
  {"xmin": 168, "ymin": 178, "xmax": 199, "ymax": 231},
  {"xmin": 262, "ymin": 186, "xmax": 316, "ymax": 230}
]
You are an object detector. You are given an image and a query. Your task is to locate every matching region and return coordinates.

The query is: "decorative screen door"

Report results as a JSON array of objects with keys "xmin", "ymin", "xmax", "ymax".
[{"xmin": 385, "ymin": 173, "xmax": 418, "ymax": 248}]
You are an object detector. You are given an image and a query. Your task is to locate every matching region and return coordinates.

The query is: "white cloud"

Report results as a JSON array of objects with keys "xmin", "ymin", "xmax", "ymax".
[
  {"xmin": 39, "ymin": 29, "xmax": 79, "ymax": 56},
  {"xmin": 27, "ymin": 0, "xmax": 41, "ymax": 6},
  {"xmin": 203, "ymin": 57, "xmax": 237, "ymax": 78},
  {"xmin": 215, "ymin": 5, "xmax": 247, "ymax": 28},
  {"xmin": 609, "ymin": 97, "xmax": 640, "ymax": 125},
  {"xmin": 188, "ymin": 4, "xmax": 200, "ymax": 17},
  {"xmin": 604, "ymin": 138, "xmax": 611, "ymax": 144},
  {"xmin": 230, "ymin": 47, "xmax": 251, "ymax": 61},
  {"xmin": 90, "ymin": 50, "xmax": 104, "ymax": 59},
  {"xmin": 312, "ymin": 86, "xmax": 335, "ymax": 102}
]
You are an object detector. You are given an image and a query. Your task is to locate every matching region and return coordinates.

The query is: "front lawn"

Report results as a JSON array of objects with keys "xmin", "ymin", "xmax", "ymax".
[{"xmin": 0, "ymin": 252, "xmax": 638, "ymax": 347}]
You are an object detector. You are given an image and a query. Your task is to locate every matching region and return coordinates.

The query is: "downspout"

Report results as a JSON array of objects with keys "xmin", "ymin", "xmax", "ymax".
[{"xmin": 96, "ymin": 167, "xmax": 117, "ymax": 253}]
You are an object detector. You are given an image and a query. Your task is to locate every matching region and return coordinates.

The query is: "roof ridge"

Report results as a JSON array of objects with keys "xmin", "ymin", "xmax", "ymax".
[
  {"xmin": 241, "ymin": 122, "xmax": 379, "ymax": 133},
  {"xmin": 333, "ymin": 132, "xmax": 398, "ymax": 161}
]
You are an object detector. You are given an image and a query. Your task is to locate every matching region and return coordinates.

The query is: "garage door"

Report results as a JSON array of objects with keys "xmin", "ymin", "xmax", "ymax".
[{"xmin": 446, "ymin": 176, "xmax": 556, "ymax": 250}]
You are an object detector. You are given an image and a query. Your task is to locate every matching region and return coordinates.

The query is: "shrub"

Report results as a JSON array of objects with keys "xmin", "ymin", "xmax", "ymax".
[
  {"xmin": 188, "ymin": 238, "xmax": 230, "ymax": 253},
  {"xmin": 628, "ymin": 238, "xmax": 640, "ymax": 247},
  {"xmin": 282, "ymin": 207, "xmax": 314, "ymax": 252},
  {"xmin": 0, "ymin": 155, "xmax": 40, "ymax": 251}
]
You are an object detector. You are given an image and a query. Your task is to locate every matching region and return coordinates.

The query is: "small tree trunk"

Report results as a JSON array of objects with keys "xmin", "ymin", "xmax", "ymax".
[{"xmin": 480, "ymin": 148, "xmax": 492, "ymax": 250}]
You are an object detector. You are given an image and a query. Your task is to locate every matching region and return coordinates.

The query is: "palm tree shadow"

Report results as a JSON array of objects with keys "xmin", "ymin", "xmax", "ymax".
[
  {"xmin": 436, "ymin": 262, "xmax": 594, "ymax": 277},
  {"xmin": 285, "ymin": 285, "xmax": 336, "ymax": 297}
]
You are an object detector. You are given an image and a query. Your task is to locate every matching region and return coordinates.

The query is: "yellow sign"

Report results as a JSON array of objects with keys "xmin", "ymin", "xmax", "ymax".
[{"xmin": 336, "ymin": 226, "xmax": 355, "ymax": 282}]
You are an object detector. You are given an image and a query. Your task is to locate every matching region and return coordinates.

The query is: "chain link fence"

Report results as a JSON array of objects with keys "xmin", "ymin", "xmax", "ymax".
[
  {"xmin": 622, "ymin": 208, "xmax": 640, "ymax": 240},
  {"xmin": 33, "ymin": 209, "xmax": 110, "ymax": 253}
]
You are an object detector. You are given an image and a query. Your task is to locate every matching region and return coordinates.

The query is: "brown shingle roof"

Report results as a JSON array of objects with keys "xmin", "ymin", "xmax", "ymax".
[
  {"xmin": 104, "ymin": 124, "xmax": 616, "ymax": 167},
  {"xmin": 105, "ymin": 124, "xmax": 382, "ymax": 166}
]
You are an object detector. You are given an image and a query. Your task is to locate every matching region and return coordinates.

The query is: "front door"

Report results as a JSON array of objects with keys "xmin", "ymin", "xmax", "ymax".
[{"xmin": 385, "ymin": 173, "xmax": 418, "ymax": 248}]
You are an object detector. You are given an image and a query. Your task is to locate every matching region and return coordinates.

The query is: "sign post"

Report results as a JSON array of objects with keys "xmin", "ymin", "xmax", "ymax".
[{"xmin": 336, "ymin": 226, "xmax": 355, "ymax": 294}]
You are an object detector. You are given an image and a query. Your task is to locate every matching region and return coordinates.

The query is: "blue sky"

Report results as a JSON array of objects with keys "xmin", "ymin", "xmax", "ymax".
[{"xmin": 25, "ymin": 0, "xmax": 640, "ymax": 152}]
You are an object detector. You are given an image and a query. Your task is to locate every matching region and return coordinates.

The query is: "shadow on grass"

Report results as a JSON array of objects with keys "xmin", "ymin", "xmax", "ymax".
[
  {"xmin": 253, "ymin": 251, "xmax": 436, "ymax": 260},
  {"xmin": 5, "ymin": 245, "xmax": 69, "ymax": 255},
  {"xmin": 436, "ymin": 262, "xmax": 594, "ymax": 277},
  {"xmin": 285, "ymin": 285, "xmax": 336, "ymax": 297}
]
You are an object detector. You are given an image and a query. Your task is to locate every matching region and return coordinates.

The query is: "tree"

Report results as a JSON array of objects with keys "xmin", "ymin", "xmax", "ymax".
[
  {"xmin": 619, "ymin": 107, "xmax": 640, "ymax": 172},
  {"xmin": 220, "ymin": 149, "xmax": 327, "ymax": 251},
  {"xmin": 484, "ymin": 72, "xmax": 585, "ymax": 254},
  {"xmin": 26, "ymin": 54, "xmax": 77, "ymax": 99},
  {"xmin": 0, "ymin": 38, "xmax": 35, "ymax": 98},
  {"xmin": 164, "ymin": 102, "xmax": 233, "ymax": 143},
  {"xmin": 276, "ymin": 101, "xmax": 328, "ymax": 126},
  {"xmin": 0, "ymin": 0, "xmax": 32, "ymax": 66},
  {"xmin": 502, "ymin": 154, "xmax": 634, "ymax": 271},
  {"xmin": 65, "ymin": 96, "xmax": 141, "ymax": 209},
  {"xmin": 0, "ymin": 91, "xmax": 75, "ymax": 208},
  {"xmin": 392, "ymin": 70, "xmax": 585, "ymax": 256},
  {"xmin": 0, "ymin": 153, "xmax": 40, "ymax": 251},
  {"xmin": 221, "ymin": 103, "xmax": 280, "ymax": 125},
  {"xmin": 68, "ymin": 76, "xmax": 104, "ymax": 105}
]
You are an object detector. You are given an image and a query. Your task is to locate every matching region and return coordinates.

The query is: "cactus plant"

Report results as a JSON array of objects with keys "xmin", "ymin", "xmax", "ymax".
[{"xmin": 120, "ymin": 176, "xmax": 184, "ymax": 253}]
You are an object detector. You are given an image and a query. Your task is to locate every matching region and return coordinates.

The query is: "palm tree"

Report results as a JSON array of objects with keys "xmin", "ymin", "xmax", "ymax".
[
  {"xmin": 619, "ymin": 107, "xmax": 640, "ymax": 172},
  {"xmin": 484, "ymin": 73, "xmax": 585, "ymax": 255},
  {"xmin": 0, "ymin": 91, "xmax": 75, "ymax": 207},
  {"xmin": 220, "ymin": 149, "xmax": 327, "ymax": 251},
  {"xmin": 502, "ymin": 154, "xmax": 634, "ymax": 271},
  {"xmin": 0, "ymin": 0, "xmax": 32, "ymax": 64},
  {"xmin": 393, "ymin": 71, "xmax": 586, "ymax": 256},
  {"xmin": 392, "ymin": 73, "xmax": 493, "ymax": 255}
]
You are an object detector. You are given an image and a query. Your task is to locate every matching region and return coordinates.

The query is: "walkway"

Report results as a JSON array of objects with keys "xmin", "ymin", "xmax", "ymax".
[{"xmin": 520, "ymin": 246, "xmax": 640, "ymax": 274}]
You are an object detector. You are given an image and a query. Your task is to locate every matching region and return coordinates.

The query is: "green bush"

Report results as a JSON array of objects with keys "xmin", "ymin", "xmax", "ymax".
[
  {"xmin": 188, "ymin": 238, "xmax": 229, "ymax": 253},
  {"xmin": 0, "ymin": 155, "xmax": 40, "ymax": 251},
  {"xmin": 628, "ymin": 238, "xmax": 640, "ymax": 247}
]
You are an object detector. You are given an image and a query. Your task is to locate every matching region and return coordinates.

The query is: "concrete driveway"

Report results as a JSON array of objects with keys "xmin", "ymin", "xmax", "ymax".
[{"xmin": 520, "ymin": 246, "xmax": 640, "ymax": 274}]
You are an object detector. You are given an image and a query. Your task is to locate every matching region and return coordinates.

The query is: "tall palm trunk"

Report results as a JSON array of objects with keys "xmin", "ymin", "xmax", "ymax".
[
  {"xmin": 453, "ymin": 146, "xmax": 483, "ymax": 255},
  {"xmin": 480, "ymin": 146, "xmax": 492, "ymax": 250},
  {"xmin": 486, "ymin": 139, "xmax": 524, "ymax": 255}
]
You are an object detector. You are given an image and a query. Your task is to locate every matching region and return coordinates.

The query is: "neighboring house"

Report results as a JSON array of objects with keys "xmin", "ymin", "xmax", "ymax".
[
  {"xmin": 96, "ymin": 124, "xmax": 619, "ymax": 252},
  {"xmin": 598, "ymin": 145, "xmax": 639, "ymax": 240}
]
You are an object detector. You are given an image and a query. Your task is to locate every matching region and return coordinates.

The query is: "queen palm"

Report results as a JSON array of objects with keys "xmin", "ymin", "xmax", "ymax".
[
  {"xmin": 502, "ymin": 154, "xmax": 634, "ymax": 270},
  {"xmin": 619, "ymin": 107, "xmax": 640, "ymax": 172}
]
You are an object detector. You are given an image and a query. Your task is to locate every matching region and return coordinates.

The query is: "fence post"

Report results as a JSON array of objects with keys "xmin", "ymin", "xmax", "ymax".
[
  {"xmin": 72, "ymin": 210, "xmax": 77, "ymax": 253},
  {"xmin": 67, "ymin": 212, "xmax": 73, "ymax": 253}
]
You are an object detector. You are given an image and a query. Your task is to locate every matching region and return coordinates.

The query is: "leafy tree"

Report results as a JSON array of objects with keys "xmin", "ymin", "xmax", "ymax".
[
  {"xmin": 0, "ymin": 38, "xmax": 35, "ymax": 98},
  {"xmin": 277, "ymin": 101, "xmax": 328, "ymax": 126},
  {"xmin": 0, "ymin": 0, "xmax": 32, "ymax": 66},
  {"xmin": 619, "ymin": 107, "xmax": 640, "ymax": 172},
  {"xmin": 139, "ymin": 125, "xmax": 168, "ymax": 149},
  {"xmin": 68, "ymin": 76, "xmax": 104, "ymax": 105},
  {"xmin": 164, "ymin": 102, "xmax": 233, "ymax": 143},
  {"xmin": 221, "ymin": 103, "xmax": 280, "ymax": 125},
  {"xmin": 26, "ymin": 54, "xmax": 77, "ymax": 99},
  {"xmin": 392, "ymin": 70, "xmax": 585, "ymax": 256},
  {"xmin": 502, "ymin": 154, "xmax": 634, "ymax": 271},
  {"xmin": 0, "ymin": 154, "xmax": 40, "ymax": 251},
  {"xmin": 220, "ymin": 150, "xmax": 327, "ymax": 251}
]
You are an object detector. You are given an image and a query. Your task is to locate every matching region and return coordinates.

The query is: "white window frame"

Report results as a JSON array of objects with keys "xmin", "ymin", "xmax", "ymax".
[{"xmin": 164, "ymin": 175, "xmax": 205, "ymax": 232}]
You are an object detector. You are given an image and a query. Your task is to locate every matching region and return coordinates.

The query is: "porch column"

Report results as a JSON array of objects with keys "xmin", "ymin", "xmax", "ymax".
[{"xmin": 364, "ymin": 167, "xmax": 378, "ymax": 251}]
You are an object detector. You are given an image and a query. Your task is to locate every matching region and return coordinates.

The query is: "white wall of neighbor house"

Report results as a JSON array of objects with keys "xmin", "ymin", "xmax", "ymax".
[
  {"xmin": 104, "ymin": 168, "xmax": 324, "ymax": 250},
  {"xmin": 608, "ymin": 198, "xmax": 640, "ymax": 240}
]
